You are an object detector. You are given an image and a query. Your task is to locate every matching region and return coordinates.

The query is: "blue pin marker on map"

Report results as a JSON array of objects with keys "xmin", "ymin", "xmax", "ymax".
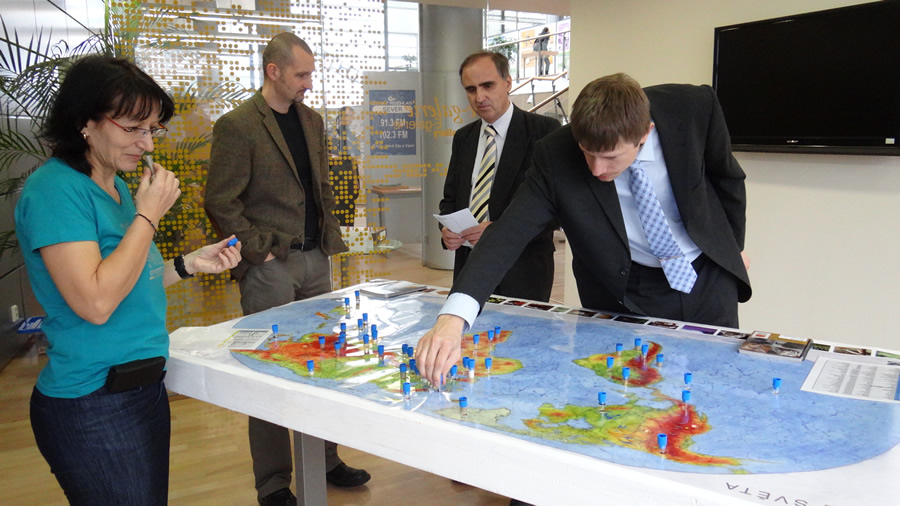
[
  {"xmin": 371, "ymin": 324, "xmax": 378, "ymax": 339},
  {"xmin": 616, "ymin": 343, "xmax": 623, "ymax": 356},
  {"xmin": 306, "ymin": 360, "xmax": 314, "ymax": 375},
  {"xmin": 227, "ymin": 237, "xmax": 238, "ymax": 247},
  {"xmin": 473, "ymin": 333, "xmax": 480, "ymax": 346},
  {"xmin": 378, "ymin": 344, "xmax": 385, "ymax": 360},
  {"xmin": 459, "ymin": 396, "xmax": 468, "ymax": 417},
  {"xmin": 399, "ymin": 363, "xmax": 408, "ymax": 383},
  {"xmin": 622, "ymin": 367, "xmax": 631, "ymax": 381},
  {"xmin": 658, "ymin": 433, "xmax": 668, "ymax": 453},
  {"xmin": 362, "ymin": 333, "xmax": 370, "ymax": 346},
  {"xmin": 357, "ymin": 319, "xmax": 363, "ymax": 332},
  {"xmin": 641, "ymin": 344, "xmax": 649, "ymax": 357},
  {"xmin": 340, "ymin": 321, "xmax": 347, "ymax": 333},
  {"xmin": 449, "ymin": 364, "xmax": 458, "ymax": 379},
  {"xmin": 485, "ymin": 357, "xmax": 492, "ymax": 372},
  {"xmin": 598, "ymin": 391, "xmax": 607, "ymax": 408},
  {"xmin": 334, "ymin": 341, "xmax": 341, "ymax": 354},
  {"xmin": 355, "ymin": 290, "xmax": 360, "ymax": 303},
  {"xmin": 403, "ymin": 381, "xmax": 411, "ymax": 399},
  {"xmin": 407, "ymin": 346, "xmax": 414, "ymax": 358},
  {"xmin": 773, "ymin": 377, "xmax": 782, "ymax": 395},
  {"xmin": 494, "ymin": 326, "xmax": 501, "ymax": 337},
  {"xmin": 402, "ymin": 344, "xmax": 409, "ymax": 356},
  {"xmin": 487, "ymin": 330, "xmax": 494, "ymax": 342},
  {"xmin": 656, "ymin": 353, "xmax": 664, "ymax": 366},
  {"xmin": 343, "ymin": 297, "xmax": 350, "ymax": 310},
  {"xmin": 606, "ymin": 356, "xmax": 615, "ymax": 369},
  {"xmin": 682, "ymin": 389, "xmax": 691, "ymax": 404},
  {"xmin": 463, "ymin": 357, "xmax": 471, "ymax": 370},
  {"xmin": 271, "ymin": 324, "xmax": 278, "ymax": 335},
  {"xmin": 318, "ymin": 336, "xmax": 326, "ymax": 349},
  {"xmin": 362, "ymin": 313, "xmax": 369, "ymax": 327},
  {"xmin": 409, "ymin": 359, "xmax": 417, "ymax": 375},
  {"xmin": 634, "ymin": 338, "xmax": 642, "ymax": 350},
  {"xmin": 684, "ymin": 372, "xmax": 693, "ymax": 389}
]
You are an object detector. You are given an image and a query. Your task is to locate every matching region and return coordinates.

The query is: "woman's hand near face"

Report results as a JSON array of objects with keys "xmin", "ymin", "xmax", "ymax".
[{"xmin": 134, "ymin": 164, "xmax": 180, "ymax": 226}]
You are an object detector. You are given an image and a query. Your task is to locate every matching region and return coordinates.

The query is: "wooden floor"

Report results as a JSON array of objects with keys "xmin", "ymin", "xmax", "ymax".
[{"xmin": 0, "ymin": 239, "xmax": 566, "ymax": 505}]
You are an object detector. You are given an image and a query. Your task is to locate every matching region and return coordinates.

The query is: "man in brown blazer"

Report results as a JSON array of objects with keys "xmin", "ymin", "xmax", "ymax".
[{"xmin": 205, "ymin": 33, "xmax": 369, "ymax": 506}]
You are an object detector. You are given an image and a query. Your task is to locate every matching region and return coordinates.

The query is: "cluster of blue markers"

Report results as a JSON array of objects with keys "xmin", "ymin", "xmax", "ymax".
[{"xmin": 597, "ymin": 338, "xmax": 785, "ymax": 454}]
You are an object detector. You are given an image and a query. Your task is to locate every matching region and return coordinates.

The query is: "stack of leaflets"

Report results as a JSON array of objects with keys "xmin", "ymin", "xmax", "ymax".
[
  {"xmin": 359, "ymin": 279, "xmax": 427, "ymax": 299},
  {"xmin": 738, "ymin": 331, "xmax": 812, "ymax": 362}
]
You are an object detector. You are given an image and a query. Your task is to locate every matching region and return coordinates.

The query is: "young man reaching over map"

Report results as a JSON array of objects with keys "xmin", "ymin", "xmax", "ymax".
[{"xmin": 416, "ymin": 73, "xmax": 752, "ymax": 389}]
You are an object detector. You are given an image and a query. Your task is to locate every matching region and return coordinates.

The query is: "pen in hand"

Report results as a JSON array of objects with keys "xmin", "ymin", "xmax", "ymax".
[{"xmin": 143, "ymin": 155, "xmax": 155, "ymax": 178}]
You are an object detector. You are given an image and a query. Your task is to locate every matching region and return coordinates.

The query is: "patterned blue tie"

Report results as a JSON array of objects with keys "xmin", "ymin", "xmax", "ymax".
[{"xmin": 627, "ymin": 160, "xmax": 697, "ymax": 293}]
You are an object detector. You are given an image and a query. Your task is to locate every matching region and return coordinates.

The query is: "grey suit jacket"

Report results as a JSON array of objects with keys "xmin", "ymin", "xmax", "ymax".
[
  {"xmin": 205, "ymin": 92, "xmax": 347, "ymax": 280},
  {"xmin": 439, "ymin": 105, "xmax": 560, "ymax": 301},
  {"xmin": 452, "ymin": 84, "xmax": 751, "ymax": 314}
]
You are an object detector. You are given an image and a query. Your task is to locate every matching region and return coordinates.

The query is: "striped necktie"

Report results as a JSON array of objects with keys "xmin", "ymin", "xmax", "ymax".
[
  {"xmin": 470, "ymin": 125, "xmax": 497, "ymax": 222},
  {"xmin": 628, "ymin": 160, "xmax": 697, "ymax": 293}
]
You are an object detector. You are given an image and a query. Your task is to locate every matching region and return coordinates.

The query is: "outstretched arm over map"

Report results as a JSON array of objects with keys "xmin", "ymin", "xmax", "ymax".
[{"xmin": 416, "ymin": 156, "xmax": 558, "ymax": 385}]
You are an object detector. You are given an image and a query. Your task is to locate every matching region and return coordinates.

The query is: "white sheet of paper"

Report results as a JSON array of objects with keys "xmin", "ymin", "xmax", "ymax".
[
  {"xmin": 170, "ymin": 326, "xmax": 272, "ymax": 350},
  {"xmin": 434, "ymin": 209, "xmax": 480, "ymax": 248},
  {"xmin": 801, "ymin": 356, "xmax": 900, "ymax": 403}
]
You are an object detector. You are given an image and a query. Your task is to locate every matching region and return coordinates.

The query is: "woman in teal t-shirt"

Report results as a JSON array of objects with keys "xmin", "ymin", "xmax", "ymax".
[{"xmin": 15, "ymin": 56, "xmax": 242, "ymax": 505}]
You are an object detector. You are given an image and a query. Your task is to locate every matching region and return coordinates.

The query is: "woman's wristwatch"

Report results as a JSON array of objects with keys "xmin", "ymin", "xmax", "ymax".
[{"xmin": 174, "ymin": 254, "xmax": 194, "ymax": 279}]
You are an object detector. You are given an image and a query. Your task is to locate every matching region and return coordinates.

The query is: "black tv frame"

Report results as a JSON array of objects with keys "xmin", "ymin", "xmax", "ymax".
[{"xmin": 712, "ymin": 2, "xmax": 900, "ymax": 156}]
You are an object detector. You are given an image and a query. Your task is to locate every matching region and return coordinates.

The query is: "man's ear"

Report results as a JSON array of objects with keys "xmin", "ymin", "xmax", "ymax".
[
  {"xmin": 640, "ymin": 122, "xmax": 655, "ymax": 144},
  {"xmin": 265, "ymin": 63, "xmax": 280, "ymax": 81}
]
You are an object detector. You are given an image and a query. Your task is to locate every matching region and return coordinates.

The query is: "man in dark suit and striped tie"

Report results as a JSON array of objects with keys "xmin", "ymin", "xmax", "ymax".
[{"xmin": 439, "ymin": 51, "xmax": 561, "ymax": 302}]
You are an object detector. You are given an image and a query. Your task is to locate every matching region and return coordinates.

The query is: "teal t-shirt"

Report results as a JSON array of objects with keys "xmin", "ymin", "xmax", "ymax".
[{"xmin": 14, "ymin": 158, "xmax": 168, "ymax": 398}]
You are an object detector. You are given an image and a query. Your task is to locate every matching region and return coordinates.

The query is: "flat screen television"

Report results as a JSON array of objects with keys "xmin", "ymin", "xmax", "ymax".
[{"xmin": 712, "ymin": 1, "xmax": 900, "ymax": 156}]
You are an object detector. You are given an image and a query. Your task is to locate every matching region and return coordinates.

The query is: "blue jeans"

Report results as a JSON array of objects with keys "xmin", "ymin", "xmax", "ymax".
[{"xmin": 30, "ymin": 378, "xmax": 170, "ymax": 505}]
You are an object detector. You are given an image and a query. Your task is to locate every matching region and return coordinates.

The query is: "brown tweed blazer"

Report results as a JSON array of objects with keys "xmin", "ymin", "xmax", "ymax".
[{"xmin": 205, "ymin": 92, "xmax": 348, "ymax": 280}]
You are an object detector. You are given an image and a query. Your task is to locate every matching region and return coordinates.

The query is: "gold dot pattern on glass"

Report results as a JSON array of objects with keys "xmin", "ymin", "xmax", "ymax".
[{"xmin": 111, "ymin": 0, "xmax": 438, "ymax": 328}]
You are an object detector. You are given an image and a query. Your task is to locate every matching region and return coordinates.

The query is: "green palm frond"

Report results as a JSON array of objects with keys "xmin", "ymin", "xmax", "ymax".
[
  {"xmin": 173, "ymin": 133, "xmax": 212, "ymax": 155},
  {"xmin": 0, "ymin": 230, "xmax": 18, "ymax": 260},
  {"xmin": 0, "ymin": 170, "xmax": 32, "ymax": 197},
  {"xmin": 0, "ymin": 127, "xmax": 47, "ymax": 173}
]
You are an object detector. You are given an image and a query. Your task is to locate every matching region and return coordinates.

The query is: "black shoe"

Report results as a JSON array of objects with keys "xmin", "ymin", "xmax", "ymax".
[
  {"xmin": 259, "ymin": 488, "xmax": 297, "ymax": 506},
  {"xmin": 326, "ymin": 462, "xmax": 371, "ymax": 488}
]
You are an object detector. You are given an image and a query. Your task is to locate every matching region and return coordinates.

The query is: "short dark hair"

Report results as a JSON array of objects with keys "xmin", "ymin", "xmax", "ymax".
[
  {"xmin": 459, "ymin": 51, "xmax": 510, "ymax": 80},
  {"xmin": 263, "ymin": 32, "xmax": 313, "ymax": 79},
  {"xmin": 570, "ymin": 73, "xmax": 651, "ymax": 152},
  {"xmin": 43, "ymin": 55, "xmax": 174, "ymax": 176}
]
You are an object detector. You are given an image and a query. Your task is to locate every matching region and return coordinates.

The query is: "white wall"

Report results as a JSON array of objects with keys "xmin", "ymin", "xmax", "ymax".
[{"xmin": 565, "ymin": 0, "xmax": 900, "ymax": 349}]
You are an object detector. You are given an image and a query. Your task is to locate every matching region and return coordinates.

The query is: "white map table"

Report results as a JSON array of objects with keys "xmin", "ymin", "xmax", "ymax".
[{"xmin": 166, "ymin": 287, "xmax": 900, "ymax": 505}]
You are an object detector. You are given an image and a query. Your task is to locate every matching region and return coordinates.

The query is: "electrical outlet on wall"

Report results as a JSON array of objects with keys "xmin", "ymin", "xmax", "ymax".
[{"xmin": 9, "ymin": 304, "xmax": 20, "ymax": 323}]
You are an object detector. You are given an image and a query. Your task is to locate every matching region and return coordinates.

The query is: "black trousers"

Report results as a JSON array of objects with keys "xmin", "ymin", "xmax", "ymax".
[{"xmin": 624, "ymin": 254, "xmax": 740, "ymax": 328}]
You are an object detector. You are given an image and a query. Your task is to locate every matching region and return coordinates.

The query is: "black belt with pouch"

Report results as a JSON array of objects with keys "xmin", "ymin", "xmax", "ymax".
[{"xmin": 105, "ymin": 356, "xmax": 166, "ymax": 393}]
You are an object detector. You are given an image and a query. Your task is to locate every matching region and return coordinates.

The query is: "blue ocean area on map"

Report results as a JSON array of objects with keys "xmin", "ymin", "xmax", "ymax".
[{"xmin": 231, "ymin": 293, "xmax": 900, "ymax": 475}]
